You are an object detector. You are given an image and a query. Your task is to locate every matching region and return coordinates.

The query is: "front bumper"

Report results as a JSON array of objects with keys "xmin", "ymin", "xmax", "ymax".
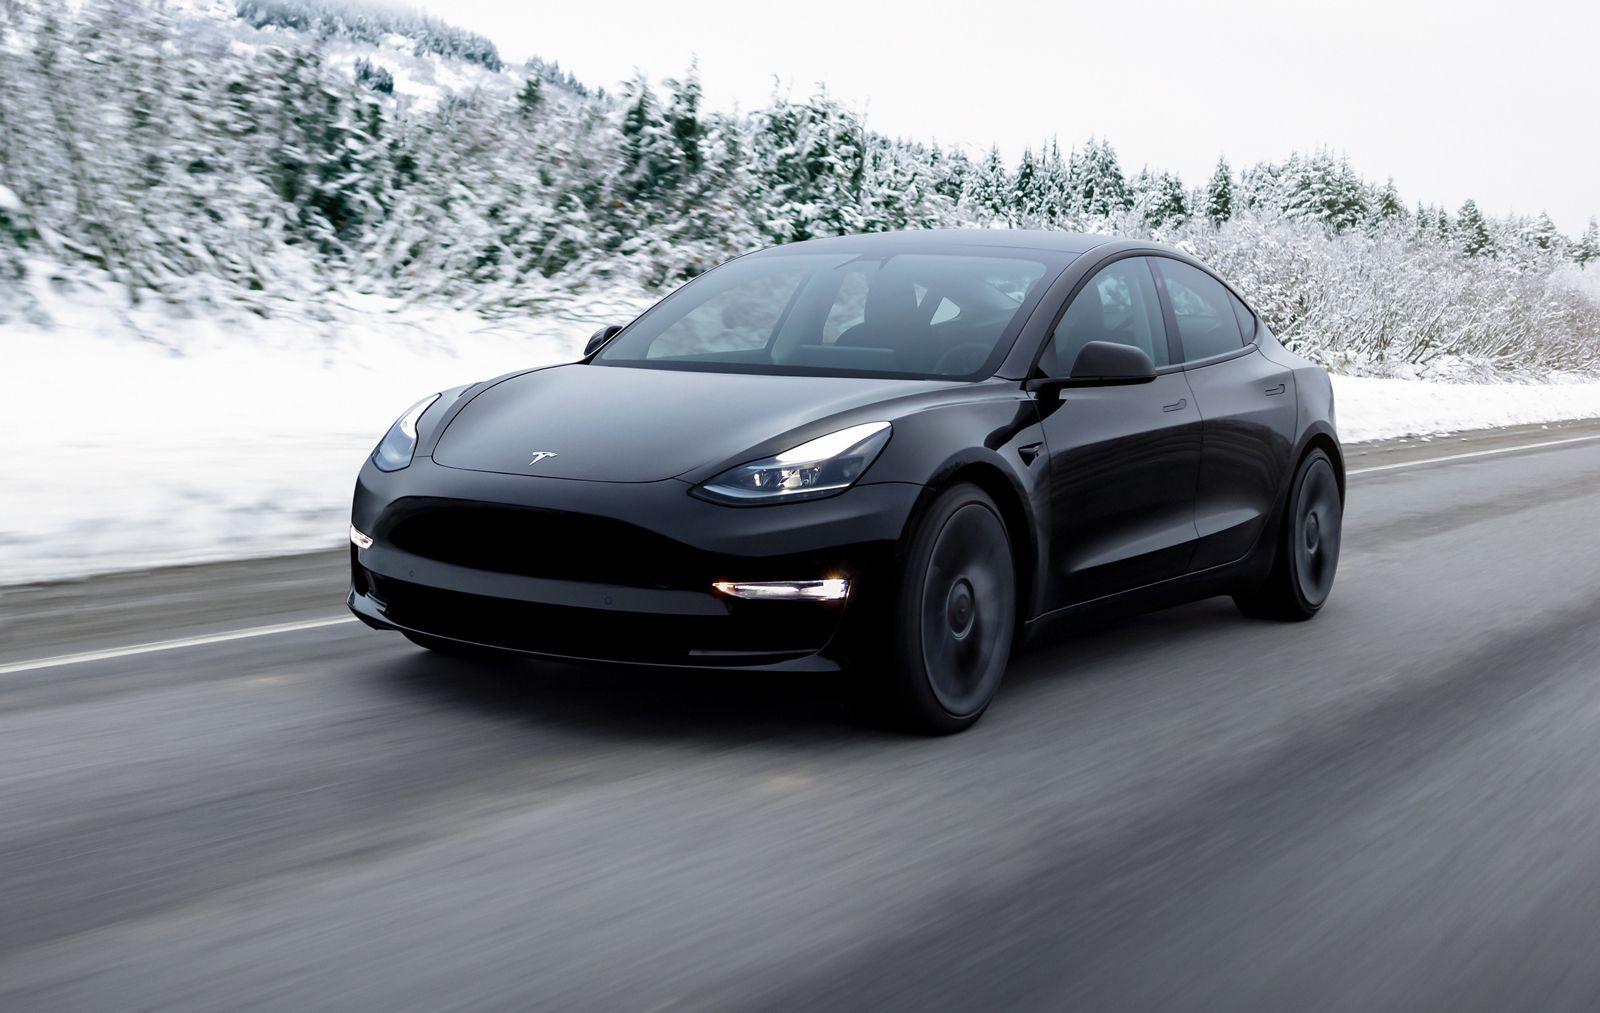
[{"xmin": 348, "ymin": 457, "xmax": 921, "ymax": 670}]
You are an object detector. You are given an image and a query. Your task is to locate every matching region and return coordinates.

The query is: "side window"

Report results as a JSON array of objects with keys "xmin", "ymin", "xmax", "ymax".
[
  {"xmin": 1229, "ymin": 291, "xmax": 1257, "ymax": 343},
  {"xmin": 1152, "ymin": 259, "xmax": 1245, "ymax": 362},
  {"xmin": 1043, "ymin": 257, "xmax": 1167, "ymax": 376},
  {"xmin": 820, "ymin": 271, "xmax": 869, "ymax": 344}
]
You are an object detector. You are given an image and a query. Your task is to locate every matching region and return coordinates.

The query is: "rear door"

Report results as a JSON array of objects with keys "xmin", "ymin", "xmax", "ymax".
[
  {"xmin": 1150, "ymin": 257, "xmax": 1297, "ymax": 571},
  {"xmin": 1035, "ymin": 256, "xmax": 1203, "ymax": 608}
]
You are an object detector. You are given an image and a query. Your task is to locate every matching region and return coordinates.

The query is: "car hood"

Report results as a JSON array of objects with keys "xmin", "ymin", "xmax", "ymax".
[{"xmin": 430, "ymin": 364, "xmax": 955, "ymax": 482}]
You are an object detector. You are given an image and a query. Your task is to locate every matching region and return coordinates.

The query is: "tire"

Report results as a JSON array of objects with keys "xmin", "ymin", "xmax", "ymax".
[
  {"xmin": 402, "ymin": 630, "xmax": 501, "ymax": 659},
  {"xmin": 1234, "ymin": 448, "xmax": 1342, "ymax": 621},
  {"xmin": 875, "ymin": 483, "xmax": 1017, "ymax": 735}
]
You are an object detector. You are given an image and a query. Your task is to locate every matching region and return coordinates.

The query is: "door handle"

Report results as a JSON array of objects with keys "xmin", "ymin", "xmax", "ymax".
[
  {"xmin": 1264, "ymin": 383, "xmax": 1287, "ymax": 396},
  {"xmin": 1162, "ymin": 398, "xmax": 1187, "ymax": 413}
]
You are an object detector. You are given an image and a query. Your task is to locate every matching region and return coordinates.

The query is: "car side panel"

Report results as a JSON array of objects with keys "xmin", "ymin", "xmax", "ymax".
[
  {"xmin": 1184, "ymin": 349, "xmax": 1299, "ymax": 570},
  {"xmin": 1036, "ymin": 374, "xmax": 1204, "ymax": 608}
]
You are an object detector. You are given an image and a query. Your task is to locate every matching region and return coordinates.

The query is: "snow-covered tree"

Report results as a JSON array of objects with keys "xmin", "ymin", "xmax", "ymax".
[
  {"xmin": 1575, "ymin": 218, "xmax": 1600, "ymax": 266},
  {"xmin": 1374, "ymin": 178, "xmax": 1405, "ymax": 222},
  {"xmin": 967, "ymin": 147, "xmax": 1012, "ymax": 223},
  {"xmin": 1203, "ymin": 158, "xmax": 1233, "ymax": 226},
  {"xmin": 1456, "ymin": 199, "xmax": 1493, "ymax": 257},
  {"xmin": 1133, "ymin": 169, "xmax": 1188, "ymax": 228},
  {"xmin": 1068, "ymin": 139, "xmax": 1131, "ymax": 218}
]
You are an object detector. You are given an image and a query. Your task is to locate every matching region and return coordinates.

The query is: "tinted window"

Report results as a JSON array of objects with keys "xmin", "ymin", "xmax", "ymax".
[
  {"xmin": 1229, "ymin": 291, "xmax": 1256, "ymax": 343},
  {"xmin": 1152, "ymin": 259, "xmax": 1245, "ymax": 362},
  {"xmin": 1042, "ymin": 257, "xmax": 1167, "ymax": 376},
  {"xmin": 596, "ymin": 251, "xmax": 1055, "ymax": 380}
]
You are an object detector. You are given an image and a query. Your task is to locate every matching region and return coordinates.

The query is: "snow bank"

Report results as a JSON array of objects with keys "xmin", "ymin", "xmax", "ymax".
[
  {"xmin": 4, "ymin": 285, "xmax": 651, "ymax": 584},
  {"xmin": 4, "ymin": 294, "xmax": 1598, "ymax": 584},
  {"xmin": 1331, "ymin": 374, "xmax": 1600, "ymax": 442}
]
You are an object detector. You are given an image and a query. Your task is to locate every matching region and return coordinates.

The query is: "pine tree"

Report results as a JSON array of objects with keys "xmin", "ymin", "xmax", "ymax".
[
  {"xmin": 1283, "ymin": 152, "xmax": 1370, "ymax": 232},
  {"xmin": 1524, "ymin": 211, "xmax": 1561, "ymax": 254},
  {"xmin": 619, "ymin": 74, "xmax": 686, "ymax": 201},
  {"xmin": 1011, "ymin": 147, "xmax": 1042, "ymax": 221},
  {"xmin": 354, "ymin": 58, "xmax": 393, "ymax": 95},
  {"xmin": 1203, "ymin": 158, "xmax": 1233, "ymax": 226},
  {"xmin": 1375, "ymin": 178, "xmax": 1405, "ymax": 222},
  {"xmin": 663, "ymin": 66, "xmax": 705, "ymax": 178},
  {"xmin": 1413, "ymin": 204, "xmax": 1432, "ymax": 236},
  {"xmin": 1456, "ymin": 199, "xmax": 1493, "ymax": 257},
  {"xmin": 1068, "ymin": 139, "xmax": 1130, "ymax": 218},
  {"xmin": 1134, "ymin": 169, "xmax": 1187, "ymax": 228},
  {"xmin": 1037, "ymin": 139, "xmax": 1070, "ymax": 225},
  {"xmin": 967, "ymin": 146, "xmax": 1011, "ymax": 223},
  {"xmin": 1575, "ymin": 218, "xmax": 1600, "ymax": 266},
  {"xmin": 932, "ymin": 147, "xmax": 970, "ymax": 203},
  {"xmin": 517, "ymin": 75, "xmax": 542, "ymax": 118}
]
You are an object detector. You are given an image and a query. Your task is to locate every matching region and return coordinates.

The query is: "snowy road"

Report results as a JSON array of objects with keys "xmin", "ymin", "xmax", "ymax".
[{"xmin": 4, "ymin": 424, "xmax": 1600, "ymax": 1010}]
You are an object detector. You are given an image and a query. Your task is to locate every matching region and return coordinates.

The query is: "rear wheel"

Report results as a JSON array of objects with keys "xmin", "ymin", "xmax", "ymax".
[
  {"xmin": 1234, "ymin": 448, "xmax": 1342, "ymax": 621},
  {"xmin": 876, "ymin": 484, "xmax": 1016, "ymax": 734}
]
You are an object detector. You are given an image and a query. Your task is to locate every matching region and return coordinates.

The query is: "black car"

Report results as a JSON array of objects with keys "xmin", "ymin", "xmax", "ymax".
[{"xmin": 349, "ymin": 230, "xmax": 1342, "ymax": 733}]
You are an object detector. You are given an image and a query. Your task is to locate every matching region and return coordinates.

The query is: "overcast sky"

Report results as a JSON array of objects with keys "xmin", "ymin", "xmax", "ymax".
[{"xmin": 417, "ymin": 0, "xmax": 1599, "ymax": 233}]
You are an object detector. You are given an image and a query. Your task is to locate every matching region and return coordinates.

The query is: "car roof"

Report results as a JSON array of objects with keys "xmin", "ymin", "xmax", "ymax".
[{"xmin": 760, "ymin": 228, "xmax": 1124, "ymax": 258}]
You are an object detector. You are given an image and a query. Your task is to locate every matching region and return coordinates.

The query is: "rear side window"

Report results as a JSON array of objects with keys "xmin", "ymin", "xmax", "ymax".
[
  {"xmin": 1152, "ymin": 259, "xmax": 1245, "ymax": 362},
  {"xmin": 1229, "ymin": 292, "xmax": 1257, "ymax": 343}
]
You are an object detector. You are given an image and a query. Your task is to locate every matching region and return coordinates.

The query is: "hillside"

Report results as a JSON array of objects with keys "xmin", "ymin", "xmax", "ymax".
[{"xmin": 1, "ymin": 0, "xmax": 1598, "ymax": 376}]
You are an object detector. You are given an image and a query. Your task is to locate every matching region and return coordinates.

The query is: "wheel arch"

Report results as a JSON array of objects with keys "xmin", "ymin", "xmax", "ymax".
[
  {"xmin": 903, "ymin": 458, "xmax": 1042, "ymax": 625},
  {"xmin": 1298, "ymin": 427, "xmax": 1346, "ymax": 502}
]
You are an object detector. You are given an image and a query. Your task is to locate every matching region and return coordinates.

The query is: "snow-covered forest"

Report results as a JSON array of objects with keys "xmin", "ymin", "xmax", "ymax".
[{"xmin": 2, "ymin": 0, "xmax": 1599, "ymax": 376}]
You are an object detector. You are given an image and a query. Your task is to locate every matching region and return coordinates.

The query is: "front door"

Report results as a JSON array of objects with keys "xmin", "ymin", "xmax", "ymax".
[{"xmin": 1035, "ymin": 256, "xmax": 1202, "ymax": 608}]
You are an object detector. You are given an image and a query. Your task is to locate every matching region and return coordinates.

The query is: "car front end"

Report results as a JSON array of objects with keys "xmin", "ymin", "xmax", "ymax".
[{"xmin": 346, "ymin": 373, "xmax": 926, "ymax": 671}]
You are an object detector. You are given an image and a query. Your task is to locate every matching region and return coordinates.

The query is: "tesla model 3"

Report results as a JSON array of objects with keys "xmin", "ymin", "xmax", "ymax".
[{"xmin": 348, "ymin": 230, "xmax": 1343, "ymax": 733}]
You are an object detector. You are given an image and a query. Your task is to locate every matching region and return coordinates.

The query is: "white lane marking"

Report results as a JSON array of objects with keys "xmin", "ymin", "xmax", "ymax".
[
  {"xmin": 1348, "ymin": 433, "xmax": 1600, "ymax": 476},
  {"xmin": 0, "ymin": 616, "xmax": 359, "ymax": 676}
]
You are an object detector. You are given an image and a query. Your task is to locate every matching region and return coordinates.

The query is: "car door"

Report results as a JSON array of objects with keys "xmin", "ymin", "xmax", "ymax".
[
  {"xmin": 1149, "ymin": 257, "xmax": 1297, "ymax": 572},
  {"xmin": 1034, "ymin": 256, "xmax": 1203, "ymax": 608}
]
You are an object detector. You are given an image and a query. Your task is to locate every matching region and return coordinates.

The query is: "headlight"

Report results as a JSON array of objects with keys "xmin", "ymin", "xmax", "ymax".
[
  {"xmin": 692, "ymin": 422, "xmax": 892, "ymax": 504},
  {"xmin": 371, "ymin": 393, "xmax": 440, "ymax": 472}
]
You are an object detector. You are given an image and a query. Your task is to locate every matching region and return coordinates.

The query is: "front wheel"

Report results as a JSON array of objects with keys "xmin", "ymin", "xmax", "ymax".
[
  {"xmin": 875, "ymin": 483, "xmax": 1017, "ymax": 735},
  {"xmin": 1234, "ymin": 448, "xmax": 1342, "ymax": 621}
]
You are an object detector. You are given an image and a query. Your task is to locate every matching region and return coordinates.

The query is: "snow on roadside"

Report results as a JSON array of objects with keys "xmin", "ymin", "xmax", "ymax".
[
  {"xmin": 1331, "ymin": 374, "xmax": 1600, "ymax": 443},
  {"xmin": 4, "ymin": 286, "xmax": 651, "ymax": 585},
  {"xmin": 4, "ymin": 292, "xmax": 1598, "ymax": 584}
]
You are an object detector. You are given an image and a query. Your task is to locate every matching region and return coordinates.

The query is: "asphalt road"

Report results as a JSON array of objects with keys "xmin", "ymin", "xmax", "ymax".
[{"xmin": 3, "ymin": 419, "xmax": 1600, "ymax": 1011}]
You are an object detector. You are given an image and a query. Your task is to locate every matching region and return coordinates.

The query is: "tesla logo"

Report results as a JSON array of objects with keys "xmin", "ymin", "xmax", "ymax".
[{"xmin": 528, "ymin": 451, "xmax": 558, "ymax": 467}]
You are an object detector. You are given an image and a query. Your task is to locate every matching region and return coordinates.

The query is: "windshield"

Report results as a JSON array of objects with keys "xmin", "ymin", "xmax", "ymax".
[{"xmin": 593, "ymin": 249, "xmax": 1064, "ymax": 380}]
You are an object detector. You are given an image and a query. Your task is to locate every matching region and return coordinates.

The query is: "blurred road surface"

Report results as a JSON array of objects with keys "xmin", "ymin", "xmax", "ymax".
[{"xmin": 3, "ymin": 419, "xmax": 1600, "ymax": 1011}]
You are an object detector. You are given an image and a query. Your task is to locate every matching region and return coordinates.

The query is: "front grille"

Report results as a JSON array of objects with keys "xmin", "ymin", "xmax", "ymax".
[
  {"xmin": 368, "ymin": 573, "xmax": 840, "ymax": 665},
  {"xmin": 384, "ymin": 501, "xmax": 709, "ymax": 588}
]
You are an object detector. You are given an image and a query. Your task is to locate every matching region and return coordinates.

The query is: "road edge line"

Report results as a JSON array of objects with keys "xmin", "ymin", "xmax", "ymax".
[
  {"xmin": 1348, "ymin": 433, "xmax": 1600, "ymax": 476},
  {"xmin": 0, "ymin": 615, "xmax": 359, "ymax": 676}
]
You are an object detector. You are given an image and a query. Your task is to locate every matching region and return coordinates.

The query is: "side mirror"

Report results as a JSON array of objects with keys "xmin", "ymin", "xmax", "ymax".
[
  {"xmin": 584, "ymin": 324, "xmax": 623, "ymax": 357},
  {"xmin": 1026, "ymin": 341, "xmax": 1158, "ymax": 399},
  {"xmin": 1068, "ymin": 341, "xmax": 1157, "ymax": 384}
]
